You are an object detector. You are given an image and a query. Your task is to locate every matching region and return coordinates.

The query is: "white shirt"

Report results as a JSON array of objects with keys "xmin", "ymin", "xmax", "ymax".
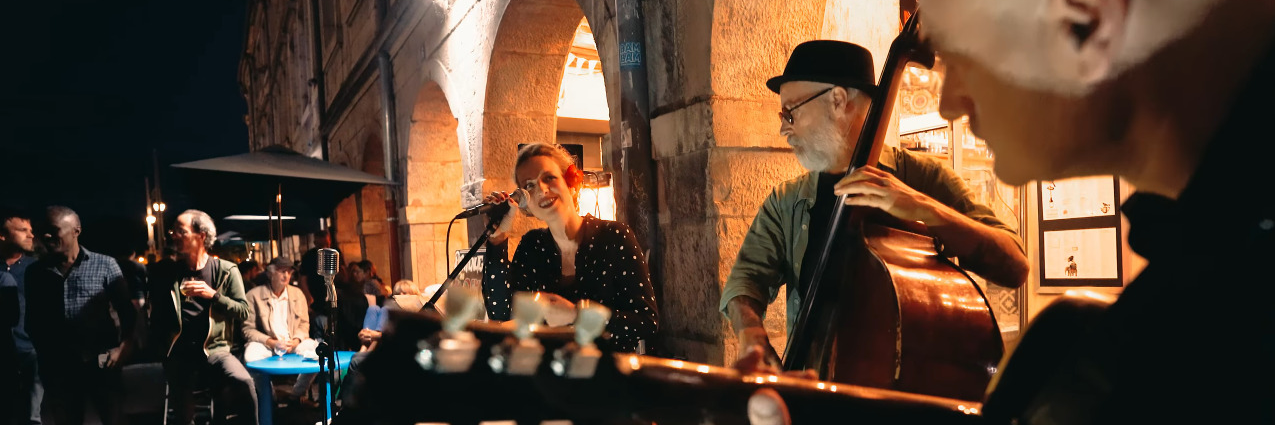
[{"xmin": 267, "ymin": 287, "xmax": 291, "ymax": 342}]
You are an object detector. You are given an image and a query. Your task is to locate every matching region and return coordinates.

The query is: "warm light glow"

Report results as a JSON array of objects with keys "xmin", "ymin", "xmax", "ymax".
[
  {"xmin": 754, "ymin": 376, "xmax": 765, "ymax": 384},
  {"xmin": 557, "ymin": 19, "xmax": 608, "ymax": 121},
  {"xmin": 766, "ymin": 375, "xmax": 778, "ymax": 383},
  {"xmin": 830, "ymin": 385, "xmax": 838, "ymax": 392},
  {"xmin": 816, "ymin": 382, "xmax": 826, "ymax": 390},
  {"xmin": 146, "ymin": 215, "xmax": 156, "ymax": 225},
  {"xmin": 670, "ymin": 360, "xmax": 684, "ymax": 369},
  {"xmin": 578, "ymin": 186, "xmax": 616, "ymax": 220},
  {"xmin": 696, "ymin": 365, "xmax": 710, "ymax": 374},
  {"xmin": 223, "ymin": 215, "xmax": 297, "ymax": 221},
  {"xmin": 628, "ymin": 355, "xmax": 640, "ymax": 370}
]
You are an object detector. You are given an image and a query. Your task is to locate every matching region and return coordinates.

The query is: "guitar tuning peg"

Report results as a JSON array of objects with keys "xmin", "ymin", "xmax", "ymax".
[
  {"xmin": 442, "ymin": 285, "xmax": 482, "ymax": 334},
  {"xmin": 417, "ymin": 284, "xmax": 481, "ymax": 373},
  {"xmin": 552, "ymin": 299, "xmax": 610, "ymax": 378},
  {"xmin": 489, "ymin": 291, "xmax": 547, "ymax": 375},
  {"xmin": 574, "ymin": 300, "xmax": 611, "ymax": 347},
  {"xmin": 512, "ymin": 291, "xmax": 547, "ymax": 340}
]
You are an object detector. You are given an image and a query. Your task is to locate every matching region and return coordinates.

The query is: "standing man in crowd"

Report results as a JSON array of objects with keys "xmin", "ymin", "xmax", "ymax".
[
  {"xmin": 25, "ymin": 206, "xmax": 139, "ymax": 425},
  {"xmin": 149, "ymin": 209, "xmax": 257, "ymax": 425},
  {"xmin": 1, "ymin": 208, "xmax": 40, "ymax": 425}
]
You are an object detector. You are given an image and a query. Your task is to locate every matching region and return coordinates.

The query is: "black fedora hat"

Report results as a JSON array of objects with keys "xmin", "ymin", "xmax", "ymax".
[{"xmin": 766, "ymin": 40, "xmax": 876, "ymax": 95}]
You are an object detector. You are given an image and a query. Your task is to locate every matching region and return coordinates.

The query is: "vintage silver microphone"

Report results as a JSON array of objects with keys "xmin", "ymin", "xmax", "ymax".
[{"xmin": 318, "ymin": 247, "xmax": 340, "ymax": 309}]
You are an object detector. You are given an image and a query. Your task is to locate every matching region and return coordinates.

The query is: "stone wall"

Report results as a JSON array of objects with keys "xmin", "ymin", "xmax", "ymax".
[{"xmin": 242, "ymin": 0, "xmax": 902, "ymax": 366}]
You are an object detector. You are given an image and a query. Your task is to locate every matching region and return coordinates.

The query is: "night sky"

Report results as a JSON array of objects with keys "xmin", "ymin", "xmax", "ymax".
[{"xmin": 2, "ymin": 0, "xmax": 249, "ymax": 257}]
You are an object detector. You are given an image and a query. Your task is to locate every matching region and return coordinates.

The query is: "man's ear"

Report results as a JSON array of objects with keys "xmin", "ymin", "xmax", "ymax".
[
  {"xmin": 830, "ymin": 86, "xmax": 852, "ymax": 111},
  {"xmin": 1052, "ymin": 0, "xmax": 1128, "ymax": 83}
]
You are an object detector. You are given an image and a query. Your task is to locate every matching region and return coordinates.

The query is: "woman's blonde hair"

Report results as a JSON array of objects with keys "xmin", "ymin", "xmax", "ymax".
[{"xmin": 392, "ymin": 279, "xmax": 421, "ymax": 295}]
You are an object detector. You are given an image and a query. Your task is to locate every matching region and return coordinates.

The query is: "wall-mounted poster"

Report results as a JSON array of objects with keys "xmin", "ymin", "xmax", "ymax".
[
  {"xmin": 1037, "ymin": 176, "xmax": 1123, "ymax": 288},
  {"xmin": 1041, "ymin": 176, "xmax": 1118, "ymax": 221},
  {"xmin": 1043, "ymin": 228, "xmax": 1120, "ymax": 280}
]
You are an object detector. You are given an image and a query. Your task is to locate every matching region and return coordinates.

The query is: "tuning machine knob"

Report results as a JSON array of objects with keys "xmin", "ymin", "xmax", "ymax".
[
  {"xmin": 490, "ymin": 292, "xmax": 547, "ymax": 375},
  {"xmin": 416, "ymin": 285, "xmax": 482, "ymax": 373},
  {"xmin": 551, "ymin": 300, "xmax": 610, "ymax": 378}
]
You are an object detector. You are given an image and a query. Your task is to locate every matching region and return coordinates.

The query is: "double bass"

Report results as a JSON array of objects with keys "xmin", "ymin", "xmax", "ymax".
[{"xmin": 781, "ymin": 10, "xmax": 1004, "ymax": 402}]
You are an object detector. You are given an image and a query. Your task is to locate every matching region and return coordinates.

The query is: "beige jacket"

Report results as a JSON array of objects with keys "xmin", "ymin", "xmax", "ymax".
[{"xmin": 243, "ymin": 285, "xmax": 310, "ymax": 344}]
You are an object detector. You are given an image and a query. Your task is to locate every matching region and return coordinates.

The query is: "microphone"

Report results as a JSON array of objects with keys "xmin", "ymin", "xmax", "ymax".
[
  {"xmin": 455, "ymin": 189, "xmax": 528, "ymax": 219},
  {"xmin": 318, "ymin": 248, "xmax": 340, "ymax": 309}
]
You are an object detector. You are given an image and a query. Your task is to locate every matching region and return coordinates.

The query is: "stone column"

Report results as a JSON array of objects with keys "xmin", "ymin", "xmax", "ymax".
[{"xmin": 649, "ymin": 0, "xmax": 899, "ymax": 365}]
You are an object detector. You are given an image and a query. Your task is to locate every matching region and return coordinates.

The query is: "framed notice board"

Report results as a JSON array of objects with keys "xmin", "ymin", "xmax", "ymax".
[{"xmin": 1037, "ymin": 176, "xmax": 1123, "ymax": 288}]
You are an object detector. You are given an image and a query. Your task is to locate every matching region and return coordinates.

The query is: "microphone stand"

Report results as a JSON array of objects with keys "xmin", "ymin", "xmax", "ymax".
[
  {"xmin": 424, "ymin": 205, "xmax": 506, "ymax": 311},
  {"xmin": 317, "ymin": 275, "xmax": 340, "ymax": 424}
]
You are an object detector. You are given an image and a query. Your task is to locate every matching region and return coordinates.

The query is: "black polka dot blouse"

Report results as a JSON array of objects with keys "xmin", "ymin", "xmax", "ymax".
[{"xmin": 483, "ymin": 215, "xmax": 659, "ymax": 353}]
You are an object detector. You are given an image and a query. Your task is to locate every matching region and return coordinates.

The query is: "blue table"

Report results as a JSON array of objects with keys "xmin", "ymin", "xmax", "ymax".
[{"xmin": 245, "ymin": 351, "xmax": 355, "ymax": 425}]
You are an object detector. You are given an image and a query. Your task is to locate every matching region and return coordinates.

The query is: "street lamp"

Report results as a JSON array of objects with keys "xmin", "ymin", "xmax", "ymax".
[{"xmin": 152, "ymin": 201, "xmax": 168, "ymax": 253}]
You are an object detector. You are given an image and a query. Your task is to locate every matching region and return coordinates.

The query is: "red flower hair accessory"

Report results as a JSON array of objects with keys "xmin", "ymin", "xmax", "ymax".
[{"xmin": 563, "ymin": 164, "xmax": 584, "ymax": 189}]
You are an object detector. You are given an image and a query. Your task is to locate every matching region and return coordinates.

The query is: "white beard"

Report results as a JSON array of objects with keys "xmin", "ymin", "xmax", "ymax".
[
  {"xmin": 789, "ymin": 121, "xmax": 849, "ymax": 173},
  {"xmin": 918, "ymin": 0, "xmax": 1223, "ymax": 96}
]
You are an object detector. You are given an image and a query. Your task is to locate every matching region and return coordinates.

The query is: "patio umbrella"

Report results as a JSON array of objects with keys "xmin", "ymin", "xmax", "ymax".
[{"xmin": 171, "ymin": 145, "xmax": 396, "ymax": 251}]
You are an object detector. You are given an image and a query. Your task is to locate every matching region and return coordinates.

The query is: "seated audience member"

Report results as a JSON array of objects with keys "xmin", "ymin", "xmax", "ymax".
[
  {"xmin": 358, "ymin": 279, "xmax": 426, "ymax": 352},
  {"xmin": 237, "ymin": 259, "xmax": 264, "ymax": 291},
  {"xmin": 348, "ymin": 260, "xmax": 388, "ymax": 306},
  {"xmin": 336, "ymin": 280, "xmax": 426, "ymax": 419},
  {"xmin": 243, "ymin": 257, "xmax": 318, "ymax": 405}
]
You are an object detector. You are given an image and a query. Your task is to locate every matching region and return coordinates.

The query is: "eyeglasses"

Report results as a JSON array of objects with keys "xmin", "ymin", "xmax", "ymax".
[{"xmin": 778, "ymin": 87, "xmax": 834, "ymax": 125}]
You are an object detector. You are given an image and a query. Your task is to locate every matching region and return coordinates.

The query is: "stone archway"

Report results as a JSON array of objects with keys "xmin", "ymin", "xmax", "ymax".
[
  {"xmin": 477, "ymin": 0, "xmax": 622, "ymax": 251},
  {"xmin": 480, "ymin": 0, "xmax": 591, "ymax": 196},
  {"xmin": 402, "ymin": 82, "xmax": 466, "ymax": 287}
]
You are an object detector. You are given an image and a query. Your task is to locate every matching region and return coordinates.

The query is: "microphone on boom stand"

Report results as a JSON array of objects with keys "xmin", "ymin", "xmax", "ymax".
[
  {"xmin": 316, "ymin": 247, "xmax": 341, "ymax": 423},
  {"xmin": 426, "ymin": 189, "xmax": 528, "ymax": 311}
]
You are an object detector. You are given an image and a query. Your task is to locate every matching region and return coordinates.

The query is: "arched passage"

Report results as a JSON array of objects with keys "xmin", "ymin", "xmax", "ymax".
[
  {"xmin": 481, "ymin": 0, "xmax": 591, "ymax": 195},
  {"xmin": 478, "ymin": 0, "xmax": 619, "ymax": 249},
  {"xmin": 402, "ymin": 82, "xmax": 466, "ymax": 287}
]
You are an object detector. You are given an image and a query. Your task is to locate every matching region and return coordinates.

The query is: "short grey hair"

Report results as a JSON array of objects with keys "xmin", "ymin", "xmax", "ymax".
[
  {"xmin": 46, "ymin": 205, "xmax": 81, "ymax": 227},
  {"xmin": 180, "ymin": 209, "xmax": 217, "ymax": 248}
]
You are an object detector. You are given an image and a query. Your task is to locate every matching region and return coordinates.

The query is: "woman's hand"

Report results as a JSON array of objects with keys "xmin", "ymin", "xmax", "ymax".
[
  {"xmin": 539, "ymin": 292, "xmax": 577, "ymax": 327},
  {"xmin": 485, "ymin": 191, "xmax": 520, "ymax": 244}
]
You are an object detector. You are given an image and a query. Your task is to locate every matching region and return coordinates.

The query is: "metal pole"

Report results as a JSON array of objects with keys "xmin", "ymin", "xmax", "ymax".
[
  {"xmin": 277, "ymin": 184, "xmax": 285, "ymax": 258},
  {"xmin": 376, "ymin": 51, "xmax": 403, "ymax": 283},
  {"xmin": 614, "ymin": 0, "xmax": 662, "ymax": 303}
]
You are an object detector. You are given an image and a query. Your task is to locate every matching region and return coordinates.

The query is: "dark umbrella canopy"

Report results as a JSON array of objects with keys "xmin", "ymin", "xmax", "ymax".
[{"xmin": 171, "ymin": 145, "xmax": 396, "ymax": 222}]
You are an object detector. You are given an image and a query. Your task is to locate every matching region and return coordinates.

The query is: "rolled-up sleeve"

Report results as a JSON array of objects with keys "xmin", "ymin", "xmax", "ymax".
[{"xmin": 719, "ymin": 188, "xmax": 789, "ymax": 318}]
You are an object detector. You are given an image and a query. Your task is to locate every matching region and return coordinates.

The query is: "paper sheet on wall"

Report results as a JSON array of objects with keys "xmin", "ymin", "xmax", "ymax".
[
  {"xmin": 1041, "ymin": 176, "xmax": 1117, "ymax": 221},
  {"xmin": 1043, "ymin": 228, "xmax": 1119, "ymax": 279}
]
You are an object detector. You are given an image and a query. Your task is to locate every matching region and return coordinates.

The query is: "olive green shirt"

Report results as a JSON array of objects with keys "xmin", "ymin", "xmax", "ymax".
[{"xmin": 718, "ymin": 147, "xmax": 1020, "ymax": 334}]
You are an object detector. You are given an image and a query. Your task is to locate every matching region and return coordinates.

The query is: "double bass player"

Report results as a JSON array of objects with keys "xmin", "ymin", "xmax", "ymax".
[{"xmin": 720, "ymin": 39, "xmax": 1030, "ymax": 371}]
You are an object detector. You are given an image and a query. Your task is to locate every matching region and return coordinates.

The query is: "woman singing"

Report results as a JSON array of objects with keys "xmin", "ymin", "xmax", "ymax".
[{"xmin": 482, "ymin": 143, "xmax": 658, "ymax": 353}]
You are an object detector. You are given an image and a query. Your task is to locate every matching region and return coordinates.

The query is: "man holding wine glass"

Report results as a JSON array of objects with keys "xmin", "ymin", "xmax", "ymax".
[{"xmin": 149, "ymin": 209, "xmax": 258, "ymax": 425}]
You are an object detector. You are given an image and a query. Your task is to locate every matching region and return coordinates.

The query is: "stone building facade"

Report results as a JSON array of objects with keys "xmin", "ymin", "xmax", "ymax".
[{"xmin": 239, "ymin": 0, "xmax": 907, "ymax": 364}]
